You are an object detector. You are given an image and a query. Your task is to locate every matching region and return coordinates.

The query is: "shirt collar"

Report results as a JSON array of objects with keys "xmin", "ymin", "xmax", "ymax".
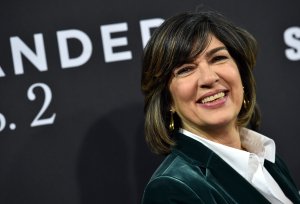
[
  {"xmin": 239, "ymin": 128, "xmax": 276, "ymax": 163},
  {"xmin": 179, "ymin": 127, "xmax": 276, "ymax": 179}
]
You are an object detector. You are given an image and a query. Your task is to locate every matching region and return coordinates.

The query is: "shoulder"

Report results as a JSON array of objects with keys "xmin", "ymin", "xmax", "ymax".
[
  {"xmin": 142, "ymin": 174, "xmax": 204, "ymax": 204},
  {"xmin": 274, "ymin": 154, "xmax": 299, "ymax": 189},
  {"xmin": 142, "ymin": 150, "xmax": 219, "ymax": 204},
  {"xmin": 149, "ymin": 150, "xmax": 205, "ymax": 182},
  {"xmin": 273, "ymin": 154, "xmax": 295, "ymax": 180}
]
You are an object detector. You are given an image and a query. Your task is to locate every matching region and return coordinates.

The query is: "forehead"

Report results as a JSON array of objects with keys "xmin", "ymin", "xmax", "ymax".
[
  {"xmin": 191, "ymin": 35, "xmax": 227, "ymax": 62},
  {"xmin": 207, "ymin": 35, "xmax": 226, "ymax": 48},
  {"xmin": 200, "ymin": 35, "xmax": 226, "ymax": 54}
]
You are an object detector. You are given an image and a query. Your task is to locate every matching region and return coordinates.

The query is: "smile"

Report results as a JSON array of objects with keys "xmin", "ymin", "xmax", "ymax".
[{"xmin": 200, "ymin": 91, "xmax": 226, "ymax": 104}]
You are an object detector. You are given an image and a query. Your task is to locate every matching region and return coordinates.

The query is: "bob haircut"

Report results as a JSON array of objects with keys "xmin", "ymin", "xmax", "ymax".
[{"xmin": 141, "ymin": 11, "xmax": 260, "ymax": 155}]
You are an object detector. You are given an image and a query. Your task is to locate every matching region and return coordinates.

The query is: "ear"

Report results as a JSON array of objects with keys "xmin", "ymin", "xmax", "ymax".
[{"xmin": 166, "ymin": 88, "xmax": 175, "ymax": 112}]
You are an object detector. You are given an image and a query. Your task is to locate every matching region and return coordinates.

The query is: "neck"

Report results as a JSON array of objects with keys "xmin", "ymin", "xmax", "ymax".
[{"xmin": 183, "ymin": 124, "xmax": 242, "ymax": 150}]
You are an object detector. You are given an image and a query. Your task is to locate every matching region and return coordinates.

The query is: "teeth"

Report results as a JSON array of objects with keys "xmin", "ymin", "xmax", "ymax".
[{"xmin": 201, "ymin": 92, "xmax": 225, "ymax": 104}]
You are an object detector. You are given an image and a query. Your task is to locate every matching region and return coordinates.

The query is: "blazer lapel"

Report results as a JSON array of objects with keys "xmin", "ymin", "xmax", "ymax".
[
  {"xmin": 206, "ymin": 153, "xmax": 270, "ymax": 203},
  {"xmin": 174, "ymin": 132, "xmax": 270, "ymax": 204}
]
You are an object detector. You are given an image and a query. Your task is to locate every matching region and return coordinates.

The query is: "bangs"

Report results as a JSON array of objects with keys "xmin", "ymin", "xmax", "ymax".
[{"xmin": 168, "ymin": 18, "xmax": 213, "ymax": 69}]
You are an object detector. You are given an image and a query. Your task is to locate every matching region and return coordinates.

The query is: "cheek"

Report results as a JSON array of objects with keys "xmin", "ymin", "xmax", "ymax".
[
  {"xmin": 169, "ymin": 80, "xmax": 196, "ymax": 107},
  {"xmin": 220, "ymin": 64, "xmax": 243, "ymax": 100},
  {"xmin": 229, "ymin": 69, "xmax": 244, "ymax": 103},
  {"xmin": 225, "ymin": 63, "xmax": 243, "ymax": 85}
]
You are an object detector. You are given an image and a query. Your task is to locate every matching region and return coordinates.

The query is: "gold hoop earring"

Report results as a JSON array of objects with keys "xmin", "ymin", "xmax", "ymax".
[
  {"xmin": 242, "ymin": 86, "xmax": 248, "ymax": 109},
  {"xmin": 243, "ymin": 99, "xmax": 248, "ymax": 109},
  {"xmin": 169, "ymin": 111, "xmax": 175, "ymax": 131}
]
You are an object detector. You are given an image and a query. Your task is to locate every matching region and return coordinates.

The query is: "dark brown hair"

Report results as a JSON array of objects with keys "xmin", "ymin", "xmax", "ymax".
[{"xmin": 141, "ymin": 11, "xmax": 260, "ymax": 155}]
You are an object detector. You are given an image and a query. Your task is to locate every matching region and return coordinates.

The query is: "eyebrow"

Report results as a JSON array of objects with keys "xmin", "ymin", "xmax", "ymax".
[
  {"xmin": 178, "ymin": 46, "xmax": 228, "ymax": 67},
  {"xmin": 205, "ymin": 46, "xmax": 227, "ymax": 58}
]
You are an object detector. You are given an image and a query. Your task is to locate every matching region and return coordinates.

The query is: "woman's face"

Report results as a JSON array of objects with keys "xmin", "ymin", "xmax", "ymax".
[{"xmin": 169, "ymin": 35, "xmax": 244, "ymax": 136}]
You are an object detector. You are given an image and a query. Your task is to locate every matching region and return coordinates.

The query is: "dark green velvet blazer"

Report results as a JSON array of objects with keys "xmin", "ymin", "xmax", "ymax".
[{"xmin": 142, "ymin": 132, "xmax": 300, "ymax": 204}]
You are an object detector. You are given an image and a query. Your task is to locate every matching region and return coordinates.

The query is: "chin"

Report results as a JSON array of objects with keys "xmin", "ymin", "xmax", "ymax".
[{"xmin": 204, "ymin": 117, "xmax": 236, "ymax": 128}]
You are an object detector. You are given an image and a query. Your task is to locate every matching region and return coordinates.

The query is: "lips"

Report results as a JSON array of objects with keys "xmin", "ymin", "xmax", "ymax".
[{"xmin": 197, "ymin": 90, "xmax": 228, "ymax": 104}]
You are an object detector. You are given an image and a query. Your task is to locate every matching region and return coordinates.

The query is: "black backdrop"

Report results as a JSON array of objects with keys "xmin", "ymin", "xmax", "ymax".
[{"xmin": 0, "ymin": 0, "xmax": 300, "ymax": 203}]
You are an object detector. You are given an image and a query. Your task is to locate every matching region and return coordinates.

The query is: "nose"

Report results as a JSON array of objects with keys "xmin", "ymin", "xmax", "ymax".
[{"xmin": 197, "ymin": 65, "xmax": 220, "ymax": 88}]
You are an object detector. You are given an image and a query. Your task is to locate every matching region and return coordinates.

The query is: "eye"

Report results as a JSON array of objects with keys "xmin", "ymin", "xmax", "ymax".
[
  {"xmin": 210, "ymin": 55, "xmax": 228, "ymax": 63},
  {"xmin": 173, "ymin": 66, "xmax": 195, "ymax": 77}
]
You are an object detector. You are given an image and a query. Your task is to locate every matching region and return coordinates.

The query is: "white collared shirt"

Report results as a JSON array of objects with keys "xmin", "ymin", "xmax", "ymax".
[{"xmin": 180, "ymin": 128, "xmax": 293, "ymax": 204}]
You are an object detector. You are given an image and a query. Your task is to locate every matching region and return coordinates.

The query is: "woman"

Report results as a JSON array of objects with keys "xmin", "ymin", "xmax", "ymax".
[{"xmin": 141, "ymin": 11, "xmax": 300, "ymax": 204}]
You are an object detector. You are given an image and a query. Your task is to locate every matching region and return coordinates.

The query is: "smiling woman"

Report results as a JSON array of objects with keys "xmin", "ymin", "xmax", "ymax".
[
  {"xmin": 141, "ymin": 10, "xmax": 300, "ymax": 204},
  {"xmin": 169, "ymin": 36, "xmax": 244, "ymax": 144}
]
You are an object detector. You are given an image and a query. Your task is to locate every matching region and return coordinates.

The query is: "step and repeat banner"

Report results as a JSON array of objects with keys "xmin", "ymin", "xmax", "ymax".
[{"xmin": 0, "ymin": 0, "xmax": 299, "ymax": 203}]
